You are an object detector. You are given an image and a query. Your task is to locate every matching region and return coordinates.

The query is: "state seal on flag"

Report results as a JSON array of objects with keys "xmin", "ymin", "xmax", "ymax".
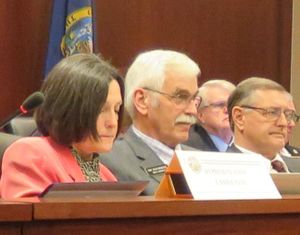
[{"xmin": 61, "ymin": 6, "xmax": 93, "ymax": 56}]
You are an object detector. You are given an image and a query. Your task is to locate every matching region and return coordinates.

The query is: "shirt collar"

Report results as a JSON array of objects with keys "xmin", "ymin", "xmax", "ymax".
[
  {"xmin": 234, "ymin": 143, "xmax": 289, "ymax": 173},
  {"xmin": 132, "ymin": 125, "xmax": 178, "ymax": 165}
]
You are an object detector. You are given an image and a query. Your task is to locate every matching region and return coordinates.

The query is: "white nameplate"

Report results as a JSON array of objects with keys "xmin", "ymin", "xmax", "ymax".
[{"xmin": 176, "ymin": 150, "xmax": 281, "ymax": 200}]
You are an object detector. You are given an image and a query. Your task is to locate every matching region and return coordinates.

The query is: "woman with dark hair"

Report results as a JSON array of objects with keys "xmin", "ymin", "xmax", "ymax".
[{"xmin": 0, "ymin": 53, "xmax": 124, "ymax": 198}]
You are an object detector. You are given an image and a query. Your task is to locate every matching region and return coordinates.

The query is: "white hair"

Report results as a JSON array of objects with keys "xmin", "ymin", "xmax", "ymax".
[
  {"xmin": 125, "ymin": 49, "xmax": 201, "ymax": 118},
  {"xmin": 198, "ymin": 79, "xmax": 236, "ymax": 107}
]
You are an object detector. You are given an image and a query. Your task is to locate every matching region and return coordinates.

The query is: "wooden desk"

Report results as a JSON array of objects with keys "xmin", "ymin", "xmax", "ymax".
[
  {"xmin": 20, "ymin": 196, "xmax": 300, "ymax": 235},
  {"xmin": 0, "ymin": 200, "xmax": 32, "ymax": 235}
]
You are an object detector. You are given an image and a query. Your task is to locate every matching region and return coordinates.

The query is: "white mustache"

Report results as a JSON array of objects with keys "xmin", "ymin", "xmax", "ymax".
[{"xmin": 175, "ymin": 114, "xmax": 197, "ymax": 124}]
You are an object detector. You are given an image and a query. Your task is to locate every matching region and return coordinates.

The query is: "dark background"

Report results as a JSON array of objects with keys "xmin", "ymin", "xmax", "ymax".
[{"xmin": 0, "ymin": 0, "xmax": 292, "ymax": 122}]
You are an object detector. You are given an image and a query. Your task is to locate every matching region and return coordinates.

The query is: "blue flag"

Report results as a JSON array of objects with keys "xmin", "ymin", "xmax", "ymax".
[{"xmin": 45, "ymin": 0, "xmax": 94, "ymax": 75}]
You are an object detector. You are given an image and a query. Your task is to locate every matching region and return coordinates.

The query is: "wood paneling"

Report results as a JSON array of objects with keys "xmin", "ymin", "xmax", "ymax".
[
  {"xmin": 0, "ymin": 0, "xmax": 52, "ymax": 121},
  {"xmin": 0, "ymin": 201, "xmax": 32, "ymax": 235},
  {"xmin": 21, "ymin": 197, "xmax": 300, "ymax": 235},
  {"xmin": 0, "ymin": 0, "xmax": 292, "ymax": 122},
  {"xmin": 95, "ymin": 0, "xmax": 292, "ymax": 87},
  {"xmin": 290, "ymin": 0, "xmax": 300, "ymax": 146}
]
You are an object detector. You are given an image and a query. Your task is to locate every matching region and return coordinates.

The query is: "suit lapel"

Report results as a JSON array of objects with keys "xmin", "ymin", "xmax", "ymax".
[
  {"xmin": 226, "ymin": 144, "xmax": 242, "ymax": 153},
  {"xmin": 285, "ymin": 144, "xmax": 300, "ymax": 156},
  {"xmin": 47, "ymin": 138, "xmax": 85, "ymax": 182},
  {"xmin": 194, "ymin": 125, "xmax": 219, "ymax": 151},
  {"xmin": 124, "ymin": 127, "xmax": 167, "ymax": 182}
]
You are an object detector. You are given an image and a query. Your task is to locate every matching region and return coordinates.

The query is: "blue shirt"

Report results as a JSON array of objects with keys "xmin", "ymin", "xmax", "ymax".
[{"xmin": 209, "ymin": 134, "xmax": 229, "ymax": 152}]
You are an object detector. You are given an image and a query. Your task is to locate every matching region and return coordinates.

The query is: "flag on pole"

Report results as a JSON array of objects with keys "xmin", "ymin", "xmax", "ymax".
[{"xmin": 44, "ymin": 0, "xmax": 94, "ymax": 75}]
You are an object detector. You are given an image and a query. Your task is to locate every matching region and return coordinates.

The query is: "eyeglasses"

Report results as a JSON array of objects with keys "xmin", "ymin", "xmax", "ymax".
[
  {"xmin": 143, "ymin": 87, "xmax": 202, "ymax": 110},
  {"xmin": 241, "ymin": 105, "xmax": 300, "ymax": 123},
  {"xmin": 203, "ymin": 101, "xmax": 227, "ymax": 109}
]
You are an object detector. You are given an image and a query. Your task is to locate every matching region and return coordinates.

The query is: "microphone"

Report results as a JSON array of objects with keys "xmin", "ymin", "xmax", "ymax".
[{"xmin": 0, "ymin": 91, "xmax": 45, "ymax": 129}]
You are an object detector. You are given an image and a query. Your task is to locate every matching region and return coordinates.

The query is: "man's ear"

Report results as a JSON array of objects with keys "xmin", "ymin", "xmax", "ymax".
[
  {"xmin": 133, "ymin": 88, "xmax": 149, "ymax": 115},
  {"xmin": 197, "ymin": 110, "xmax": 205, "ymax": 124},
  {"xmin": 232, "ymin": 106, "xmax": 245, "ymax": 131}
]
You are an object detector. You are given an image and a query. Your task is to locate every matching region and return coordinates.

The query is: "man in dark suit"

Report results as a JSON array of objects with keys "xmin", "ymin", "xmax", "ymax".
[
  {"xmin": 102, "ymin": 50, "xmax": 201, "ymax": 195},
  {"xmin": 278, "ymin": 98, "xmax": 300, "ymax": 172},
  {"xmin": 284, "ymin": 144, "xmax": 300, "ymax": 156},
  {"xmin": 184, "ymin": 80, "xmax": 235, "ymax": 152},
  {"xmin": 227, "ymin": 77, "xmax": 299, "ymax": 173}
]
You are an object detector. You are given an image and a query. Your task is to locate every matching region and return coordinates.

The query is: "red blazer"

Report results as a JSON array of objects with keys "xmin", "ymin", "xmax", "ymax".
[{"xmin": 0, "ymin": 136, "xmax": 116, "ymax": 198}]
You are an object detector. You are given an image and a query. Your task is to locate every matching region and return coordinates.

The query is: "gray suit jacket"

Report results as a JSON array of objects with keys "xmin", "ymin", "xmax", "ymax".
[
  {"xmin": 101, "ymin": 126, "xmax": 194, "ymax": 195},
  {"xmin": 281, "ymin": 144, "xmax": 300, "ymax": 172},
  {"xmin": 285, "ymin": 144, "xmax": 300, "ymax": 156}
]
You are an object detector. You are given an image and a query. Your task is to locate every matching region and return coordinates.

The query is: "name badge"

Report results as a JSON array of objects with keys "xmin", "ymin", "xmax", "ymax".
[{"xmin": 146, "ymin": 165, "xmax": 167, "ymax": 176}]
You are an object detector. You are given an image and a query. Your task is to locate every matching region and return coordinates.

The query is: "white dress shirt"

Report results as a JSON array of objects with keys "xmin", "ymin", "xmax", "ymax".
[
  {"xmin": 132, "ymin": 126, "xmax": 181, "ymax": 165},
  {"xmin": 234, "ymin": 144, "xmax": 289, "ymax": 173}
]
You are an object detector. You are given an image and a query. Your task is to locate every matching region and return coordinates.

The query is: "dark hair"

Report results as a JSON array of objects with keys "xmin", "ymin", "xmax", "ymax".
[{"xmin": 35, "ymin": 53, "xmax": 124, "ymax": 146}]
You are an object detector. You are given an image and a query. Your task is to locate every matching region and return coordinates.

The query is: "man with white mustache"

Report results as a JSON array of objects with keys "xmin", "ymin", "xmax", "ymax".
[{"xmin": 102, "ymin": 49, "xmax": 201, "ymax": 195}]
